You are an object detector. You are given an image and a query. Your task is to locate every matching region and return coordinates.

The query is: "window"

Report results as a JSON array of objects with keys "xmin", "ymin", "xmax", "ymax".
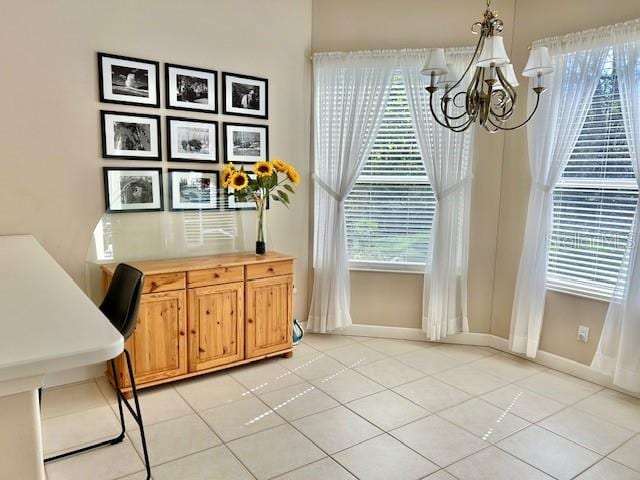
[
  {"xmin": 344, "ymin": 70, "xmax": 436, "ymax": 270},
  {"xmin": 548, "ymin": 53, "xmax": 638, "ymax": 299}
]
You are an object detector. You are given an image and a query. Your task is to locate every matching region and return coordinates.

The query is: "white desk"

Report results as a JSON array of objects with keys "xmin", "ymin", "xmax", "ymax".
[{"xmin": 0, "ymin": 235, "xmax": 123, "ymax": 479}]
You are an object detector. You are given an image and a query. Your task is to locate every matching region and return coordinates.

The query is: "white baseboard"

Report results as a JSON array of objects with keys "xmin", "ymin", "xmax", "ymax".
[
  {"xmin": 48, "ymin": 322, "xmax": 633, "ymax": 397},
  {"xmin": 301, "ymin": 321, "xmax": 492, "ymax": 345},
  {"xmin": 304, "ymin": 321, "xmax": 637, "ymax": 397}
]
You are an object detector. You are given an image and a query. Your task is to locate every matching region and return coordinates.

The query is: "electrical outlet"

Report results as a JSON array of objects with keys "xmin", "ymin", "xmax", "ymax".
[{"xmin": 577, "ymin": 325, "xmax": 589, "ymax": 343}]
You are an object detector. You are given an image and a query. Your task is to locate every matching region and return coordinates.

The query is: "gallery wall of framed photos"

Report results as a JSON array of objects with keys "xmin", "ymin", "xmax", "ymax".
[{"xmin": 98, "ymin": 51, "xmax": 270, "ymax": 214}]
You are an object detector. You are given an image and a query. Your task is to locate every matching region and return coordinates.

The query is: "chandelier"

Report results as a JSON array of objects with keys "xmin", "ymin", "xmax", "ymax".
[{"xmin": 421, "ymin": 0, "xmax": 553, "ymax": 132}]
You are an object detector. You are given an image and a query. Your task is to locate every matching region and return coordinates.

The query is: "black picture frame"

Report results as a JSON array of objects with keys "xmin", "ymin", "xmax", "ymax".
[
  {"xmin": 165, "ymin": 63, "xmax": 218, "ymax": 113},
  {"xmin": 166, "ymin": 117, "xmax": 218, "ymax": 163},
  {"xmin": 103, "ymin": 167, "xmax": 164, "ymax": 213},
  {"xmin": 97, "ymin": 52, "xmax": 160, "ymax": 108},
  {"xmin": 101, "ymin": 110, "xmax": 162, "ymax": 160},
  {"xmin": 222, "ymin": 72, "xmax": 269, "ymax": 119},
  {"xmin": 223, "ymin": 122, "xmax": 269, "ymax": 164},
  {"xmin": 168, "ymin": 169, "xmax": 220, "ymax": 212}
]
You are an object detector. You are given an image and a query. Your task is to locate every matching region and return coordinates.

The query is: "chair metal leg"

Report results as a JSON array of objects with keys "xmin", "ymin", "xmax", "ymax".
[
  {"xmin": 44, "ymin": 352, "xmax": 152, "ymax": 480},
  {"xmin": 110, "ymin": 358, "xmax": 127, "ymax": 438},
  {"xmin": 123, "ymin": 349, "xmax": 151, "ymax": 479}
]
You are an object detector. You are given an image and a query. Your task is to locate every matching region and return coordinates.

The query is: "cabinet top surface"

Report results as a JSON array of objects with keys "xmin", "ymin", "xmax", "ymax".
[{"xmin": 101, "ymin": 251, "xmax": 294, "ymax": 275}]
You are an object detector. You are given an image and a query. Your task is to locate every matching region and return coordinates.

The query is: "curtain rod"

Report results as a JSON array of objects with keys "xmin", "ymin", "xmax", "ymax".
[
  {"xmin": 310, "ymin": 46, "xmax": 475, "ymax": 61},
  {"xmin": 533, "ymin": 17, "xmax": 640, "ymax": 47}
]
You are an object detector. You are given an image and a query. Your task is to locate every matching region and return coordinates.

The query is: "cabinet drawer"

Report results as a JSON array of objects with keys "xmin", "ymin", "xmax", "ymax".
[
  {"xmin": 246, "ymin": 260, "xmax": 293, "ymax": 280},
  {"xmin": 187, "ymin": 265, "xmax": 244, "ymax": 288},
  {"xmin": 142, "ymin": 272, "xmax": 186, "ymax": 294}
]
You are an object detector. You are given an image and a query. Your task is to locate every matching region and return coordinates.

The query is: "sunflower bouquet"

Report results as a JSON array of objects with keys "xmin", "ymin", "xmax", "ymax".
[{"xmin": 221, "ymin": 158, "xmax": 300, "ymax": 254}]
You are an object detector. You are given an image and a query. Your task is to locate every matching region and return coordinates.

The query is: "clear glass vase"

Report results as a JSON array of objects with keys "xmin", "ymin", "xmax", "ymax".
[{"xmin": 255, "ymin": 194, "xmax": 267, "ymax": 255}]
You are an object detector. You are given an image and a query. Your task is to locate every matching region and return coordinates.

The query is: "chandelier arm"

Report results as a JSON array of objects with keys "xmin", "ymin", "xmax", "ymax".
[
  {"xmin": 489, "ymin": 67, "xmax": 517, "ymax": 120},
  {"xmin": 429, "ymin": 91, "xmax": 463, "ymax": 129},
  {"xmin": 442, "ymin": 98, "xmax": 472, "ymax": 132},
  {"xmin": 442, "ymin": 33, "xmax": 484, "ymax": 100},
  {"xmin": 464, "ymin": 67, "xmax": 482, "ymax": 118},
  {"xmin": 445, "ymin": 92, "xmax": 472, "ymax": 121},
  {"xmin": 428, "ymin": 91, "xmax": 475, "ymax": 132},
  {"xmin": 489, "ymin": 95, "xmax": 515, "ymax": 121},
  {"xmin": 487, "ymin": 91, "xmax": 542, "ymax": 131},
  {"xmin": 483, "ymin": 121, "xmax": 501, "ymax": 133},
  {"xmin": 445, "ymin": 116, "xmax": 476, "ymax": 133}
]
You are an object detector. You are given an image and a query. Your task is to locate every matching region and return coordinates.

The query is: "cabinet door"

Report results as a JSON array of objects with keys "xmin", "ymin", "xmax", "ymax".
[
  {"xmin": 245, "ymin": 275, "xmax": 293, "ymax": 358},
  {"xmin": 123, "ymin": 290, "xmax": 188, "ymax": 386},
  {"xmin": 188, "ymin": 282, "xmax": 244, "ymax": 371}
]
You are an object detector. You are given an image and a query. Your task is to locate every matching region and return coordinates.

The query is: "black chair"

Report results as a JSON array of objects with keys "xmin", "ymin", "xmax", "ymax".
[{"xmin": 43, "ymin": 264, "xmax": 151, "ymax": 479}]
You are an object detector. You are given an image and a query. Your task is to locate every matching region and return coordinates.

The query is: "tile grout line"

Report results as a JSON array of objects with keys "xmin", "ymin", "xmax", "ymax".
[
  {"xmin": 172, "ymin": 383, "xmax": 260, "ymax": 480},
  {"xmin": 45, "ymin": 337, "xmax": 640, "ymax": 480}
]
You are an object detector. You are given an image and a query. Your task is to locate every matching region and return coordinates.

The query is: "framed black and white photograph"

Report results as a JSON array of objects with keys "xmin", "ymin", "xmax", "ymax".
[
  {"xmin": 222, "ymin": 72, "xmax": 268, "ymax": 119},
  {"xmin": 101, "ymin": 111, "xmax": 161, "ymax": 160},
  {"xmin": 165, "ymin": 63, "xmax": 217, "ymax": 113},
  {"xmin": 103, "ymin": 167, "xmax": 163, "ymax": 213},
  {"xmin": 168, "ymin": 169, "xmax": 219, "ymax": 211},
  {"xmin": 223, "ymin": 122, "xmax": 269, "ymax": 163},
  {"xmin": 226, "ymin": 173, "xmax": 270, "ymax": 210},
  {"xmin": 167, "ymin": 117, "xmax": 218, "ymax": 163},
  {"xmin": 98, "ymin": 52, "xmax": 159, "ymax": 107}
]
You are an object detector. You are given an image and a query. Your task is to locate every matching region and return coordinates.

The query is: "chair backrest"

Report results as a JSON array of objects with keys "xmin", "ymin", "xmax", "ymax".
[{"xmin": 99, "ymin": 264, "xmax": 144, "ymax": 340}]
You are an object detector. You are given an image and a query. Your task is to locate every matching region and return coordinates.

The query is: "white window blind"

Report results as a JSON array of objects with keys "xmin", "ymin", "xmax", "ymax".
[
  {"xmin": 548, "ymin": 53, "xmax": 638, "ymax": 299},
  {"xmin": 345, "ymin": 70, "xmax": 436, "ymax": 269}
]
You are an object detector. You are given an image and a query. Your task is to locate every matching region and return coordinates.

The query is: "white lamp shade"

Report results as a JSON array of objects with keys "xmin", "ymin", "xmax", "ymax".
[
  {"xmin": 477, "ymin": 36, "xmax": 510, "ymax": 67},
  {"xmin": 523, "ymin": 46, "xmax": 553, "ymax": 77},
  {"xmin": 421, "ymin": 48, "xmax": 449, "ymax": 76},
  {"xmin": 437, "ymin": 64, "xmax": 459, "ymax": 87},
  {"xmin": 495, "ymin": 63, "xmax": 519, "ymax": 89}
]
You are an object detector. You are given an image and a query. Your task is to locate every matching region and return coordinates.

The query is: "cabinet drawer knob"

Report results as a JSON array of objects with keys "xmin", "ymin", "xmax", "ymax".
[
  {"xmin": 179, "ymin": 330, "xmax": 185, "ymax": 336},
  {"xmin": 214, "ymin": 273, "xmax": 219, "ymax": 278},
  {"xmin": 268, "ymin": 267, "xmax": 274, "ymax": 272},
  {"xmin": 191, "ymin": 329, "xmax": 196, "ymax": 335}
]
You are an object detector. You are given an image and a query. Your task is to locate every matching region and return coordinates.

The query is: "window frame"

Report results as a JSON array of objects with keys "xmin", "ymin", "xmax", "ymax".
[
  {"xmin": 546, "ymin": 56, "xmax": 638, "ymax": 301},
  {"xmin": 345, "ymin": 71, "xmax": 436, "ymax": 272}
]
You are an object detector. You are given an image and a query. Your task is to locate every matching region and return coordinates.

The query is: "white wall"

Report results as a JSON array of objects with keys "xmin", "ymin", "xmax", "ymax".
[{"xmin": 0, "ymin": 0, "xmax": 313, "ymax": 323}]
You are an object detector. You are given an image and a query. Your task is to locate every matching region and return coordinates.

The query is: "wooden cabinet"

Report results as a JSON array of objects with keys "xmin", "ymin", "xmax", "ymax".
[
  {"xmin": 102, "ymin": 252, "xmax": 294, "ymax": 394},
  {"xmin": 246, "ymin": 275, "xmax": 293, "ymax": 358},
  {"xmin": 188, "ymin": 282, "xmax": 244, "ymax": 371}
]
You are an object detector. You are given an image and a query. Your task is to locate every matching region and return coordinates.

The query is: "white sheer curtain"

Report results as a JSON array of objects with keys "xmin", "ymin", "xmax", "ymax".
[
  {"xmin": 400, "ymin": 48, "xmax": 475, "ymax": 340},
  {"xmin": 308, "ymin": 52, "xmax": 395, "ymax": 333},
  {"xmin": 510, "ymin": 35, "xmax": 609, "ymax": 358},
  {"xmin": 592, "ymin": 20, "xmax": 640, "ymax": 391}
]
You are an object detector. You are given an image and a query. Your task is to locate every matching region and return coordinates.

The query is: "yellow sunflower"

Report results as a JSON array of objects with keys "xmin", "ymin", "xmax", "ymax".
[
  {"xmin": 253, "ymin": 161, "xmax": 273, "ymax": 177},
  {"xmin": 286, "ymin": 165, "xmax": 300, "ymax": 185},
  {"xmin": 221, "ymin": 164, "xmax": 234, "ymax": 187},
  {"xmin": 229, "ymin": 171, "xmax": 249, "ymax": 191},
  {"xmin": 272, "ymin": 158, "xmax": 289, "ymax": 173}
]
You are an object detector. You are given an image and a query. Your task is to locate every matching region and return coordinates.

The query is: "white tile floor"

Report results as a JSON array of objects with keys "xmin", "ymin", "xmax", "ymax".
[{"xmin": 41, "ymin": 334, "xmax": 640, "ymax": 480}]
